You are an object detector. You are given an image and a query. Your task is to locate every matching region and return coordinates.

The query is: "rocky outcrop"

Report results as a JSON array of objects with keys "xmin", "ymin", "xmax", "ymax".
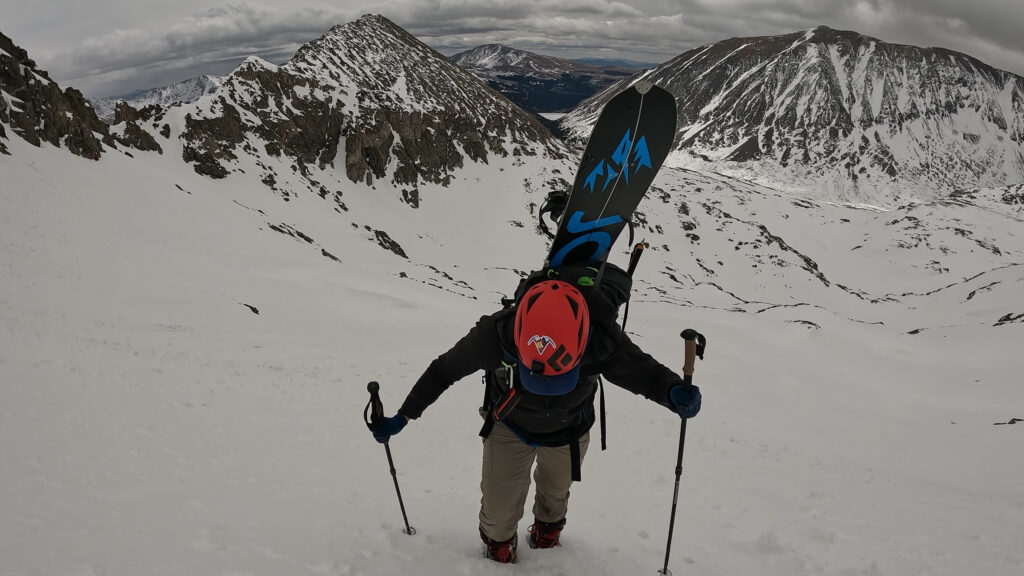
[
  {"xmin": 179, "ymin": 58, "xmax": 345, "ymax": 179},
  {"xmin": 111, "ymin": 101, "xmax": 162, "ymax": 153},
  {"xmin": 0, "ymin": 31, "xmax": 113, "ymax": 159},
  {"xmin": 181, "ymin": 100, "xmax": 246, "ymax": 179},
  {"xmin": 0, "ymin": 31, "xmax": 175, "ymax": 159},
  {"xmin": 344, "ymin": 107, "xmax": 520, "ymax": 187}
]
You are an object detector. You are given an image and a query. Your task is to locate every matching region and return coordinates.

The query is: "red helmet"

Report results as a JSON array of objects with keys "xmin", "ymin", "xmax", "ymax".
[{"xmin": 514, "ymin": 280, "xmax": 590, "ymax": 395}]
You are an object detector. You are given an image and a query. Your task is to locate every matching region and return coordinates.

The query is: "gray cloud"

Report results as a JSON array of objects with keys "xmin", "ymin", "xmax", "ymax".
[
  {"xmin": 397, "ymin": 0, "xmax": 1024, "ymax": 73},
  {"xmin": 1, "ymin": 0, "xmax": 1021, "ymax": 97},
  {"xmin": 6, "ymin": 2, "xmax": 356, "ymax": 96}
]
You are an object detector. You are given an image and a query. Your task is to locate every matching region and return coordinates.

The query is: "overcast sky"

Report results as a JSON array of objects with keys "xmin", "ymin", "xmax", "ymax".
[{"xmin": 3, "ymin": 0, "xmax": 1023, "ymax": 98}]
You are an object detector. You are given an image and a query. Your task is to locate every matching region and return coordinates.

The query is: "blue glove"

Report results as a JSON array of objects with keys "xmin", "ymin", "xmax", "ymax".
[
  {"xmin": 669, "ymin": 383, "xmax": 701, "ymax": 419},
  {"xmin": 372, "ymin": 413, "xmax": 408, "ymax": 443}
]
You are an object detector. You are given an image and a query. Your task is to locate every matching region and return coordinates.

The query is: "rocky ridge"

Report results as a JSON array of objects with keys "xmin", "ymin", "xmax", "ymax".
[
  {"xmin": 90, "ymin": 75, "xmax": 224, "ymax": 121},
  {"xmin": 1, "ymin": 32, "xmax": 112, "ymax": 159},
  {"xmin": 0, "ymin": 32, "xmax": 165, "ymax": 159},
  {"xmin": 174, "ymin": 14, "xmax": 566, "ymax": 193}
]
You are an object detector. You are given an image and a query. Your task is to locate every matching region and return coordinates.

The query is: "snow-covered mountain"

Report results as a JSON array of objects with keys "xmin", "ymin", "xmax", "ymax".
[
  {"xmin": 89, "ymin": 75, "xmax": 225, "ymax": 121},
  {"xmin": 451, "ymin": 44, "xmax": 636, "ymax": 113},
  {"xmin": 170, "ymin": 15, "xmax": 566, "ymax": 197},
  {"xmin": 3, "ymin": 17, "xmax": 1021, "ymax": 323},
  {"xmin": 562, "ymin": 27, "xmax": 1024, "ymax": 205},
  {"xmin": 2, "ymin": 16, "xmax": 566, "ymax": 199}
]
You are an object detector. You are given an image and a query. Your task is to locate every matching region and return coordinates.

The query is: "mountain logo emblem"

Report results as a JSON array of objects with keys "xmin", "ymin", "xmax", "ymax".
[
  {"xmin": 527, "ymin": 335, "xmax": 556, "ymax": 355},
  {"xmin": 583, "ymin": 128, "xmax": 653, "ymax": 194}
]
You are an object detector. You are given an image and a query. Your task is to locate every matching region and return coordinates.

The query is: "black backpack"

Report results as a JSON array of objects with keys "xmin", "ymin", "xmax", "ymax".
[
  {"xmin": 481, "ymin": 258, "xmax": 642, "ymax": 453},
  {"xmin": 505, "ymin": 261, "xmax": 632, "ymax": 327}
]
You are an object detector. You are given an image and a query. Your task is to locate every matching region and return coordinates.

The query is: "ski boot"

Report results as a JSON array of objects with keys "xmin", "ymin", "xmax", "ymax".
[
  {"xmin": 528, "ymin": 518, "xmax": 566, "ymax": 549},
  {"xmin": 480, "ymin": 528, "xmax": 517, "ymax": 563}
]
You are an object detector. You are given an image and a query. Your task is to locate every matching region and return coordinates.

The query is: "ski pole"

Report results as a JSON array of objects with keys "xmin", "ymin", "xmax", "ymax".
[
  {"xmin": 364, "ymin": 381, "xmax": 416, "ymax": 535},
  {"xmin": 658, "ymin": 329, "xmax": 706, "ymax": 576}
]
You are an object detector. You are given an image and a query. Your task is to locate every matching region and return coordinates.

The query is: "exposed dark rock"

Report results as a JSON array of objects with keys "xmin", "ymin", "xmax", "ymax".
[
  {"xmin": 789, "ymin": 320, "xmax": 821, "ymax": 329},
  {"xmin": 994, "ymin": 312, "xmax": 1024, "ymax": 326},
  {"xmin": 111, "ymin": 101, "xmax": 162, "ymax": 153},
  {"xmin": 400, "ymin": 188, "xmax": 420, "ymax": 208},
  {"xmin": 993, "ymin": 418, "xmax": 1022, "ymax": 425},
  {"xmin": 181, "ymin": 100, "xmax": 246, "ymax": 177},
  {"xmin": 269, "ymin": 223, "xmax": 315, "ymax": 244},
  {"xmin": 1, "ymin": 31, "xmax": 113, "ymax": 159},
  {"xmin": 372, "ymin": 229, "xmax": 408, "ymax": 258}
]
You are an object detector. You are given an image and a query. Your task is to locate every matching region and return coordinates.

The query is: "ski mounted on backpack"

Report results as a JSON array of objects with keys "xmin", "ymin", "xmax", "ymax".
[
  {"xmin": 535, "ymin": 80, "xmax": 676, "ymax": 314},
  {"xmin": 535, "ymin": 80, "xmax": 675, "ymax": 318},
  {"xmin": 482, "ymin": 81, "xmax": 678, "ymax": 453},
  {"xmin": 544, "ymin": 81, "xmax": 675, "ymax": 271}
]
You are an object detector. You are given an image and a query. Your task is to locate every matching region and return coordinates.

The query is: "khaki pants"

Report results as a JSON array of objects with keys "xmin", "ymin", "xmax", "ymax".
[{"xmin": 478, "ymin": 422, "xmax": 590, "ymax": 542}]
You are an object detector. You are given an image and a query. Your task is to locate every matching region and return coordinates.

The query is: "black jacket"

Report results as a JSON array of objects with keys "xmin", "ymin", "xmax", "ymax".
[{"xmin": 399, "ymin": 306, "xmax": 686, "ymax": 446}]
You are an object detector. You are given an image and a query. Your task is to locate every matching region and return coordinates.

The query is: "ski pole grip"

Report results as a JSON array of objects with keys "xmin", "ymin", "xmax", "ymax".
[
  {"xmin": 681, "ymin": 338, "xmax": 697, "ymax": 376},
  {"xmin": 680, "ymin": 329, "xmax": 704, "ymax": 376},
  {"xmin": 366, "ymin": 381, "xmax": 384, "ymax": 427},
  {"xmin": 626, "ymin": 242, "xmax": 645, "ymax": 276}
]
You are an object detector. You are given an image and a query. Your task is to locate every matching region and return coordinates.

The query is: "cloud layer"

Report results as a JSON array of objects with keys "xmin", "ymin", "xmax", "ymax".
[{"xmin": 3, "ymin": 0, "xmax": 1021, "ymax": 97}]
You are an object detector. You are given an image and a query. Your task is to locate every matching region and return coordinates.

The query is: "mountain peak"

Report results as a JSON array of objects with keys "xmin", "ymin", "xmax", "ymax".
[
  {"xmin": 562, "ymin": 27, "xmax": 1024, "ymax": 204},
  {"xmin": 324, "ymin": 13, "xmax": 416, "ymax": 46},
  {"xmin": 452, "ymin": 44, "xmax": 533, "ymax": 68},
  {"xmin": 238, "ymin": 56, "xmax": 277, "ymax": 72},
  {"xmin": 352, "ymin": 13, "xmax": 393, "ymax": 27},
  {"xmin": 169, "ymin": 15, "xmax": 563, "ymax": 191}
]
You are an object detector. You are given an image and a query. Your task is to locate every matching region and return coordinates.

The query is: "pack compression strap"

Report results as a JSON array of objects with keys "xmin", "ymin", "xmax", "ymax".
[{"xmin": 620, "ymin": 243, "xmax": 645, "ymax": 331}]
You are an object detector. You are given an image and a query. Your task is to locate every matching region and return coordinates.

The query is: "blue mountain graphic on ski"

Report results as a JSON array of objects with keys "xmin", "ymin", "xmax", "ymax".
[
  {"xmin": 583, "ymin": 130, "xmax": 654, "ymax": 193},
  {"xmin": 547, "ymin": 82, "xmax": 676, "ymax": 268}
]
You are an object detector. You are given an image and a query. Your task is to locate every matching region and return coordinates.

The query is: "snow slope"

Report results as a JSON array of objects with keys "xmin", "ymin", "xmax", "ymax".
[{"xmin": 3, "ymin": 117, "xmax": 1023, "ymax": 576}]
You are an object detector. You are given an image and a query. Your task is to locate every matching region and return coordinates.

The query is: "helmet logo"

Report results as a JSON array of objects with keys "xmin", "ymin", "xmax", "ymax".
[{"xmin": 527, "ymin": 335, "xmax": 556, "ymax": 355}]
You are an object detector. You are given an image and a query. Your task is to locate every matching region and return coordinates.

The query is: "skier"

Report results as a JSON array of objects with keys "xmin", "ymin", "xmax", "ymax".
[{"xmin": 369, "ymin": 275, "xmax": 702, "ymax": 563}]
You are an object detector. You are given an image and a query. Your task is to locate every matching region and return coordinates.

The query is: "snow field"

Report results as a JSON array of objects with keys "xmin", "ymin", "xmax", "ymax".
[{"xmin": 2, "ymin": 131, "xmax": 1023, "ymax": 576}]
